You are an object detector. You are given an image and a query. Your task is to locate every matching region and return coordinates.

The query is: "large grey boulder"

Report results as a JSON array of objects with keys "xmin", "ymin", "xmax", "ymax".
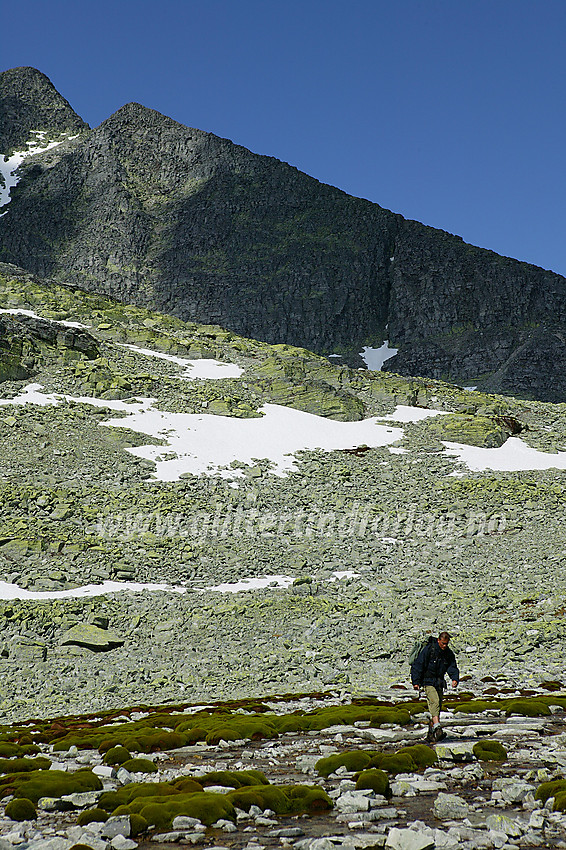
[
  {"xmin": 101, "ymin": 815, "xmax": 131, "ymax": 839},
  {"xmin": 485, "ymin": 814, "xmax": 523, "ymax": 837},
  {"xmin": 385, "ymin": 828, "xmax": 434, "ymax": 850},
  {"xmin": 492, "ymin": 777, "xmax": 535, "ymax": 804},
  {"xmin": 432, "ymin": 792, "xmax": 470, "ymax": 820}
]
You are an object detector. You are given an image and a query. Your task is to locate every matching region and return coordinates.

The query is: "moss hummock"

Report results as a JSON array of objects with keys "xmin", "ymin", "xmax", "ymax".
[
  {"xmin": 77, "ymin": 808, "xmax": 109, "ymax": 825},
  {"xmin": 505, "ymin": 700, "xmax": 551, "ymax": 717},
  {"xmin": 5, "ymin": 797, "xmax": 37, "ymax": 821},
  {"xmin": 315, "ymin": 751, "xmax": 374, "ymax": 777},
  {"xmin": 473, "ymin": 740, "xmax": 507, "ymax": 762},
  {"xmin": 0, "ymin": 769, "xmax": 102, "ymax": 804},
  {"xmin": 355, "ymin": 769, "xmax": 390, "ymax": 796},
  {"xmin": 122, "ymin": 758, "xmax": 158, "ymax": 773},
  {"xmin": 196, "ymin": 769, "xmax": 268, "ymax": 788},
  {"xmin": 103, "ymin": 745, "xmax": 131, "ymax": 765}
]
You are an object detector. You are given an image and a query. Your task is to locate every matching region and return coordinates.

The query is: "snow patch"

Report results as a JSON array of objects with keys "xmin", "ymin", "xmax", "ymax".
[
  {"xmin": 329, "ymin": 571, "xmax": 360, "ymax": 582},
  {"xmin": 0, "ymin": 384, "xmax": 150, "ymax": 412},
  {"xmin": 0, "ymin": 384, "xmax": 403, "ymax": 480},
  {"xmin": 0, "ymin": 571, "xmax": 364, "ymax": 601},
  {"xmin": 204, "ymin": 575, "xmax": 294, "ymax": 593},
  {"xmin": 360, "ymin": 342, "xmax": 398, "ymax": 371},
  {"xmin": 111, "ymin": 402, "xmax": 404, "ymax": 480},
  {"xmin": 0, "ymin": 580, "xmax": 185, "ymax": 601},
  {"xmin": 380, "ymin": 405, "xmax": 450, "ymax": 423},
  {"xmin": 0, "ymin": 308, "xmax": 91, "ymax": 330},
  {"xmin": 118, "ymin": 343, "xmax": 243, "ymax": 379},
  {"xmin": 443, "ymin": 436, "xmax": 566, "ymax": 472}
]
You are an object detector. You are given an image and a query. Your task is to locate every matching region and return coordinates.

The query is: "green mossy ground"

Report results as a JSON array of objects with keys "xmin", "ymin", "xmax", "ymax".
[
  {"xmin": 0, "ymin": 756, "xmax": 51, "ymax": 773},
  {"xmin": 0, "ymin": 692, "xmax": 562, "ymax": 836},
  {"xmin": 452, "ymin": 700, "xmax": 502, "ymax": 714},
  {"xmin": 196, "ymin": 769, "xmax": 268, "ymax": 788},
  {"xmin": 0, "ymin": 742, "xmax": 40, "ymax": 757},
  {"xmin": 21, "ymin": 695, "xmax": 566, "ymax": 766},
  {"xmin": 505, "ymin": 699, "xmax": 552, "ymax": 717},
  {"xmin": 226, "ymin": 784, "xmax": 332, "ymax": 816},
  {"xmin": 87, "ymin": 747, "xmax": 330, "ymax": 829},
  {"xmin": 316, "ymin": 743, "xmax": 437, "ymax": 778},
  {"xmin": 536, "ymin": 779, "xmax": 566, "ymax": 804},
  {"xmin": 315, "ymin": 751, "xmax": 374, "ymax": 777},
  {"xmin": 122, "ymin": 758, "xmax": 158, "ymax": 773},
  {"xmin": 129, "ymin": 792, "xmax": 235, "ymax": 829},
  {"xmin": 103, "ymin": 745, "xmax": 131, "ymax": 765},
  {"xmin": 0, "ymin": 769, "xmax": 102, "ymax": 803}
]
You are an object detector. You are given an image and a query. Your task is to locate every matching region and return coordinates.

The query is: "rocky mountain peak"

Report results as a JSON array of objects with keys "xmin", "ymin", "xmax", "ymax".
[
  {"xmin": 0, "ymin": 66, "xmax": 89, "ymax": 152},
  {"xmin": 3, "ymin": 68, "xmax": 566, "ymax": 401}
]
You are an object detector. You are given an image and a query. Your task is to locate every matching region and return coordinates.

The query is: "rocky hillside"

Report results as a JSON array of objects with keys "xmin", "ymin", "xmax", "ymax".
[
  {"xmin": 0, "ymin": 262, "xmax": 566, "ymax": 724},
  {"xmin": 2, "ymin": 67, "xmax": 566, "ymax": 401}
]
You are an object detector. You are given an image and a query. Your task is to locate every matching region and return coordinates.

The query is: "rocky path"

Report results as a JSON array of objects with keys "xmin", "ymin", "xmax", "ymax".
[{"xmin": 0, "ymin": 690, "xmax": 566, "ymax": 850}]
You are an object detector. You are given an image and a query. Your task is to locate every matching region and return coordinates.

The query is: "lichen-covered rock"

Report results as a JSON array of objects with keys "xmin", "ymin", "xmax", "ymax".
[
  {"xmin": 423, "ymin": 413, "xmax": 512, "ymax": 448},
  {"xmin": 432, "ymin": 791, "xmax": 470, "ymax": 819},
  {"xmin": 60, "ymin": 624, "xmax": 124, "ymax": 651},
  {"xmin": 0, "ymin": 313, "xmax": 99, "ymax": 383}
]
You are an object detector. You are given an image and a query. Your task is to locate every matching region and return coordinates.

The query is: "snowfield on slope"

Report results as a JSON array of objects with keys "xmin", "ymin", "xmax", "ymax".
[
  {"xmin": 0, "ymin": 131, "xmax": 78, "ymax": 214},
  {"xmin": 0, "ymin": 384, "xmax": 404, "ymax": 479}
]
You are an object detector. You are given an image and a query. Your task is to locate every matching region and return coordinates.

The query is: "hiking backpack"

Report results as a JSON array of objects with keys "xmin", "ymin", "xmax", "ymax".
[{"xmin": 408, "ymin": 635, "xmax": 434, "ymax": 666}]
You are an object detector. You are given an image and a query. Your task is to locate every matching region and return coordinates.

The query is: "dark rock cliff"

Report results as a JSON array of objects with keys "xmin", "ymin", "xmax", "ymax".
[
  {"xmin": 1, "ymin": 67, "xmax": 565, "ymax": 401},
  {"xmin": 0, "ymin": 67, "xmax": 88, "ymax": 151}
]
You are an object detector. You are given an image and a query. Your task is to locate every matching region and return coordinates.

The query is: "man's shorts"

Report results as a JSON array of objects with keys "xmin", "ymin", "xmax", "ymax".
[{"xmin": 424, "ymin": 685, "xmax": 442, "ymax": 718}]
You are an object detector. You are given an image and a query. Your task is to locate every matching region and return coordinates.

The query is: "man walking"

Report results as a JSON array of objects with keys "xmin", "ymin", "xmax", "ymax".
[{"xmin": 411, "ymin": 631, "xmax": 459, "ymax": 742}]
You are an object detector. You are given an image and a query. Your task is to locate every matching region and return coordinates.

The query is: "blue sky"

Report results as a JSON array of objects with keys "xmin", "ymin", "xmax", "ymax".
[{"xmin": 3, "ymin": 0, "xmax": 566, "ymax": 275}]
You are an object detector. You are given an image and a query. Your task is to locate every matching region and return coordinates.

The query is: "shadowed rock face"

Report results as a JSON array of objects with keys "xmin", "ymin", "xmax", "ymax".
[
  {"xmin": 1, "ymin": 67, "xmax": 566, "ymax": 400},
  {"xmin": 0, "ymin": 67, "xmax": 88, "ymax": 151}
]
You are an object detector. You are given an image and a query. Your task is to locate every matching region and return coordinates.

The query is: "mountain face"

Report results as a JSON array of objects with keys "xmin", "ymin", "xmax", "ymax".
[{"xmin": 1, "ymin": 67, "xmax": 566, "ymax": 401}]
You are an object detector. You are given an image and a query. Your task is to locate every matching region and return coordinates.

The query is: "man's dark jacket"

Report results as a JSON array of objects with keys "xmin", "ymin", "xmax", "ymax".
[{"xmin": 411, "ymin": 638, "xmax": 459, "ymax": 690}]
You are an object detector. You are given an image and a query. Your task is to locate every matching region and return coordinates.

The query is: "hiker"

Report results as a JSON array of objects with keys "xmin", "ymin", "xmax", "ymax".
[{"xmin": 411, "ymin": 631, "xmax": 459, "ymax": 742}]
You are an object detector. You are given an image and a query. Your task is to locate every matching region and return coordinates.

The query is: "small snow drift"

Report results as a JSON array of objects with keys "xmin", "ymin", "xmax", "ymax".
[{"xmin": 360, "ymin": 341, "xmax": 398, "ymax": 371}]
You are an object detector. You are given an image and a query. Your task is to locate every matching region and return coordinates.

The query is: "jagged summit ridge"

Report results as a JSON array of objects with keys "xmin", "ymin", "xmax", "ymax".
[{"xmin": 0, "ymin": 67, "xmax": 89, "ymax": 152}]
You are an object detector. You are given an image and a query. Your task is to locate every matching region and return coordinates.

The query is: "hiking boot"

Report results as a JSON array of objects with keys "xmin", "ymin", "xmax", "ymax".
[
  {"xmin": 425, "ymin": 723, "xmax": 434, "ymax": 743},
  {"xmin": 433, "ymin": 725, "xmax": 447, "ymax": 742}
]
